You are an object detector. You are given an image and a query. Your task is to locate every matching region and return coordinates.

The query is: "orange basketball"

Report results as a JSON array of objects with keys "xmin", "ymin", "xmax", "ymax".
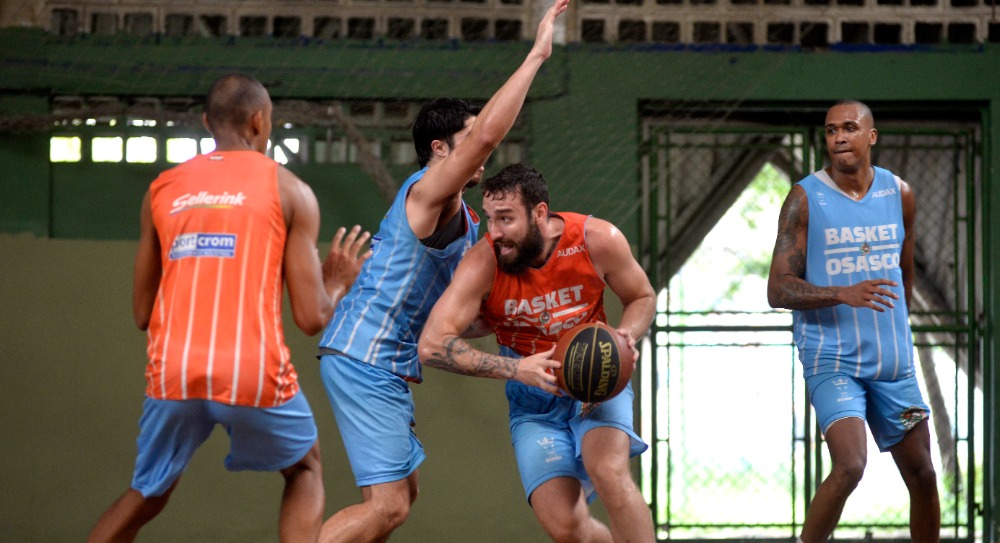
[{"xmin": 552, "ymin": 322, "xmax": 633, "ymax": 403}]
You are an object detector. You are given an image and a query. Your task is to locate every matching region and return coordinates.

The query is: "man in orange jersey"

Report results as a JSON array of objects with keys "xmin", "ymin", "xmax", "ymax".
[
  {"xmin": 419, "ymin": 164, "xmax": 656, "ymax": 543},
  {"xmin": 87, "ymin": 73, "xmax": 371, "ymax": 543}
]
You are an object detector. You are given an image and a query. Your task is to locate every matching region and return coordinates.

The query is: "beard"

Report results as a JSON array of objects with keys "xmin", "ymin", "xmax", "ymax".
[{"xmin": 495, "ymin": 222, "xmax": 545, "ymax": 275}]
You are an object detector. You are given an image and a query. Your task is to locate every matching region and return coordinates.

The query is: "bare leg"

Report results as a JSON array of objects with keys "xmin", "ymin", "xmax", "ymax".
[
  {"xmin": 319, "ymin": 470, "xmax": 418, "ymax": 543},
  {"xmin": 800, "ymin": 417, "xmax": 867, "ymax": 543},
  {"xmin": 582, "ymin": 426, "xmax": 654, "ymax": 543},
  {"xmin": 279, "ymin": 441, "xmax": 325, "ymax": 543},
  {"xmin": 529, "ymin": 476, "xmax": 612, "ymax": 543},
  {"xmin": 889, "ymin": 419, "xmax": 940, "ymax": 543},
  {"xmin": 86, "ymin": 479, "xmax": 179, "ymax": 543}
]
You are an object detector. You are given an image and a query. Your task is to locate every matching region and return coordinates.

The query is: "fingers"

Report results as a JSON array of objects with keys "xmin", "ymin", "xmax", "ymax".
[{"xmin": 330, "ymin": 225, "xmax": 371, "ymax": 260}]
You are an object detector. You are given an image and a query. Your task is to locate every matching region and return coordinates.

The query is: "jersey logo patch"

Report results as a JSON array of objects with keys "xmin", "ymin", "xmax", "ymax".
[{"xmin": 169, "ymin": 233, "xmax": 237, "ymax": 260}]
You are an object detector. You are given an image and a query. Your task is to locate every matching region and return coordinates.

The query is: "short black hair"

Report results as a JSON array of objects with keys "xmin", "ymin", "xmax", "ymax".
[
  {"xmin": 204, "ymin": 73, "xmax": 269, "ymax": 133},
  {"xmin": 482, "ymin": 163, "xmax": 550, "ymax": 214},
  {"xmin": 412, "ymin": 98, "xmax": 482, "ymax": 168}
]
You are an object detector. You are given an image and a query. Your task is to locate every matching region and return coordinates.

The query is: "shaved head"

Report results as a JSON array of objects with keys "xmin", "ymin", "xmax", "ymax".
[
  {"xmin": 829, "ymin": 99, "xmax": 875, "ymax": 129},
  {"xmin": 204, "ymin": 73, "xmax": 270, "ymax": 133}
]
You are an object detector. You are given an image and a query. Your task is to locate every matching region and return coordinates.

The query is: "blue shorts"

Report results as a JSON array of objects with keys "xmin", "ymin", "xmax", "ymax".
[
  {"xmin": 130, "ymin": 391, "xmax": 318, "ymax": 498},
  {"xmin": 319, "ymin": 353, "xmax": 425, "ymax": 487},
  {"xmin": 506, "ymin": 379, "xmax": 647, "ymax": 504},
  {"xmin": 805, "ymin": 372, "xmax": 930, "ymax": 452}
]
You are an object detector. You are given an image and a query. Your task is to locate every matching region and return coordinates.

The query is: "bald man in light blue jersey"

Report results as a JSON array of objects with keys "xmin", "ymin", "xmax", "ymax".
[
  {"xmin": 768, "ymin": 100, "xmax": 940, "ymax": 543},
  {"xmin": 315, "ymin": 2, "xmax": 570, "ymax": 541}
]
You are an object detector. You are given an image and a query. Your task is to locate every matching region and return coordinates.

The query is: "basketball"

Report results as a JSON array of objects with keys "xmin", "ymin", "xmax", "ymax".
[{"xmin": 553, "ymin": 322, "xmax": 634, "ymax": 403}]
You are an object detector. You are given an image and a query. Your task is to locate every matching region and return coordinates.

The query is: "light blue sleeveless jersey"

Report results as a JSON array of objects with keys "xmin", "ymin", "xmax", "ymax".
[
  {"xmin": 318, "ymin": 168, "xmax": 480, "ymax": 382},
  {"xmin": 793, "ymin": 166, "xmax": 915, "ymax": 381}
]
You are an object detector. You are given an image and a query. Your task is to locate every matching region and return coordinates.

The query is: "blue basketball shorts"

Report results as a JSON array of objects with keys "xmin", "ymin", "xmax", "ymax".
[
  {"xmin": 130, "ymin": 390, "xmax": 318, "ymax": 498},
  {"xmin": 506, "ymin": 379, "xmax": 647, "ymax": 504},
  {"xmin": 805, "ymin": 371, "xmax": 930, "ymax": 452},
  {"xmin": 319, "ymin": 353, "xmax": 425, "ymax": 487}
]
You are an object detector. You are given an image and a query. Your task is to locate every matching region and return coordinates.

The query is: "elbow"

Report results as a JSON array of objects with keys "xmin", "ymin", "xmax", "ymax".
[
  {"xmin": 294, "ymin": 313, "xmax": 327, "ymax": 337},
  {"xmin": 766, "ymin": 284, "xmax": 781, "ymax": 309},
  {"xmin": 416, "ymin": 337, "xmax": 434, "ymax": 366}
]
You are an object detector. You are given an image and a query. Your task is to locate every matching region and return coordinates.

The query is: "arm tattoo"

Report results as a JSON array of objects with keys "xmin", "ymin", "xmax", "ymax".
[
  {"xmin": 772, "ymin": 186, "xmax": 840, "ymax": 309},
  {"xmin": 424, "ymin": 336, "xmax": 519, "ymax": 379}
]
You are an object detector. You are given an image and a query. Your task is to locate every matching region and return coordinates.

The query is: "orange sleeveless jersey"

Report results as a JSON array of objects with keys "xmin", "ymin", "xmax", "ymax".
[
  {"xmin": 145, "ymin": 151, "xmax": 297, "ymax": 407},
  {"xmin": 481, "ymin": 212, "xmax": 608, "ymax": 357}
]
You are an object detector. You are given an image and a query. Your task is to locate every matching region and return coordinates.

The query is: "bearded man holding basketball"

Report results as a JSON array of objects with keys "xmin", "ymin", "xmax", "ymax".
[{"xmin": 419, "ymin": 163, "xmax": 656, "ymax": 543}]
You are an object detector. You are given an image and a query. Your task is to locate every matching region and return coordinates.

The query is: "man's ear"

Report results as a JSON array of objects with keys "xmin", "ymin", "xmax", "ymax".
[
  {"xmin": 430, "ymin": 139, "xmax": 450, "ymax": 160},
  {"xmin": 869, "ymin": 127, "xmax": 878, "ymax": 146},
  {"xmin": 202, "ymin": 113, "xmax": 212, "ymax": 135},
  {"xmin": 533, "ymin": 201, "xmax": 549, "ymax": 223}
]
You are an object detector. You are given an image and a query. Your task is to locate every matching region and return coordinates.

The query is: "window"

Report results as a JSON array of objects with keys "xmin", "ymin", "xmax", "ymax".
[
  {"xmin": 92, "ymin": 137, "xmax": 123, "ymax": 162},
  {"xmin": 272, "ymin": 138, "xmax": 302, "ymax": 165},
  {"xmin": 50, "ymin": 136, "xmax": 82, "ymax": 162},
  {"xmin": 348, "ymin": 18, "xmax": 375, "ymax": 39},
  {"xmin": 165, "ymin": 14, "xmax": 194, "ymax": 37},
  {"xmin": 198, "ymin": 15, "xmax": 227, "ymax": 37},
  {"xmin": 388, "ymin": 18, "xmax": 416, "ymax": 40},
  {"xmin": 947, "ymin": 22, "xmax": 976, "ymax": 43},
  {"xmin": 274, "ymin": 16, "xmax": 302, "ymax": 38},
  {"xmin": 841, "ymin": 22, "xmax": 870, "ymax": 43},
  {"xmin": 125, "ymin": 137, "xmax": 157, "ymax": 163},
  {"xmin": 652, "ymin": 22, "xmax": 680, "ymax": 43},
  {"xmin": 240, "ymin": 16, "xmax": 268, "ymax": 37},
  {"xmin": 91, "ymin": 13, "xmax": 118, "ymax": 35},
  {"xmin": 582, "ymin": 19, "xmax": 605, "ymax": 43},
  {"xmin": 315, "ymin": 17, "xmax": 342, "ymax": 39},
  {"xmin": 421, "ymin": 19, "xmax": 448, "ymax": 40},
  {"xmin": 726, "ymin": 22, "xmax": 754, "ymax": 44},
  {"xmin": 915, "ymin": 22, "xmax": 943, "ymax": 43},
  {"xmin": 166, "ymin": 138, "xmax": 198, "ymax": 163},
  {"xmin": 693, "ymin": 22, "xmax": 721, "ymax": 43},
  {"xmin": 619, "ymin": 20, "xmax": 647, "ymax": 42},
  {"xmin": 874, "ymin": 23, "xmax": 902, "ymax": 44},
  {"xmin": 799, "ymin": 21, "xmax": 829, "ymax": 47},
  {"xmin": 52, "ymin": 9, "xmax": 79, "ymax": 36},
  {"xmin": 461, "ymin": 18, "xmax": 489, "ymax": 41},
  {"xmin": 767, "ymin": 22, "xmax": 794, "ymax": 44},
  {"xmin": 495, "ymin": 19, "xmax": 522, "ymax": 41},
  {"xmin": 124, "ymin": 13, "xmax": 153, "ymax": 36}
]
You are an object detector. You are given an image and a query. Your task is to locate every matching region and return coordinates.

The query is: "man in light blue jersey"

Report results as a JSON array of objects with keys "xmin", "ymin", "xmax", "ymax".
[
  {"xmin": 315, "ymin": 1, "xmax": 570, "ymax": 541},
  {"xmin": 767, "ymin": 100, "xmax": 940, "ymax": 543}
]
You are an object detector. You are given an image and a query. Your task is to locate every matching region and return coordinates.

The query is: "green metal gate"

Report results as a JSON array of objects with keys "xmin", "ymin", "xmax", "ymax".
[{"xmin": 637, "ymin": 106, "xmax": 985, "ymax": 542}]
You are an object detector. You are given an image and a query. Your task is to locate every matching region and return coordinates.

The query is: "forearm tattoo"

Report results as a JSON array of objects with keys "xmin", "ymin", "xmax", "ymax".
[{"xmin": 424, "ymin": 336, "xmax": 518, "ymax": 379}]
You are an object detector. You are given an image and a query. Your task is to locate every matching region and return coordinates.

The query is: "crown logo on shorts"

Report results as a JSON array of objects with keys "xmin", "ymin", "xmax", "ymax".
[{"xmin": 833, "ymin": 378, "xmax": 848, "ymax": 387}]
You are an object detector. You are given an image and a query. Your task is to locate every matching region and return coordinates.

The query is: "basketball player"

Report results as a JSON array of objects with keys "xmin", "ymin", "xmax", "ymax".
[
  {"xmin": 418, "ymin": 164, "xmax": 656, "ymax": 543},
  {"xmin": 314, "ymin": 2, "xmax": 571, "ymax": 541},
  {"xmin": 86, "ymin": 73, "xmax": 371, "ymax": 543},
  {"xmin": 767, "ymin": 100, "xmax": 940, "ymax": 542}
]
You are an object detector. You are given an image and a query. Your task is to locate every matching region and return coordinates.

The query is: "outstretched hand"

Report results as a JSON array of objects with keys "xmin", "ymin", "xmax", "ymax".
[
  {"xmin": 322, "ymin": 225, "xmax": 372, "ymax": 301},
  {"xmin": 531, "ymin": 0, "xmax": 570, "ymax": 60},
  {"xmin": 837, "ymin": 278, "xmax": 899, "ymax": 311},
  {"xmin": 515, "ymin": 346, "xmax": 563, "ymax": 396}
]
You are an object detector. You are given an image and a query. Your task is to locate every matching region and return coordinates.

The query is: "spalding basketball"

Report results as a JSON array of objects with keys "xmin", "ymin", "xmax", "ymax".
[{"xmin": 553, "ymin": 322, "xmax": 633, "ymax": 403}]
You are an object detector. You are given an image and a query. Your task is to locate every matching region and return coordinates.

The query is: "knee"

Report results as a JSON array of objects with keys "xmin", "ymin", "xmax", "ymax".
[
  {"xmin": 829, "ymin": 456, "xmax": 866, "ymax": 490},
  {"xmin": 373, "ymin": 492, "xmax": 412, "ymax": 531},
  {"xmin": 902, "ymin": 462, "xmax": 938, "ymax": 492},
  {"xmin": 542, "ymin": 514, "xmax": 590, "ymax": 543},
  {"xmin": 282, "ymin": 443, "xmax": 323, "ymax": 479},
  {"xmin": 586, "ymin": 457, "xmax": 633, "ymax": 501}
]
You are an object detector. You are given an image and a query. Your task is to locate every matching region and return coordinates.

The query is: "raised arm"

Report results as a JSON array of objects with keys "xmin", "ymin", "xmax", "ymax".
[
  {"xmin": 133, "ymin": 190, "xmax": 162, "ymax": 331},
  {"xmin": 587, "ymin": 218, "xmax": 656, "ymax": 356},
  {"xmin": 406, "ymin": 0, "xmax": 570, "ymax": 230},
  {"xmin": 279, "ymin": 166, "xmax": 371, "ymax": 335},
  {"xmin": 417, "ymin": 240, "xmax": 562, "ymax": 394},
  {"xmin": 766, "ymin": 184, "xmax": 898, "ymax": 312}
]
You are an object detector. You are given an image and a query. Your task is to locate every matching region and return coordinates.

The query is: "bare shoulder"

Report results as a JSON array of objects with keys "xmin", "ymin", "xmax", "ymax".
[{"xmin": 584, "ymin": 216, "xmax": 630, "ymax": 255}]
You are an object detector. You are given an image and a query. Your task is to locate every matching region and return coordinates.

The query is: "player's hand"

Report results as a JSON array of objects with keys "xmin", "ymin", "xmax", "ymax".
[
  {"xmin": 322, "ymin": 225, "xmax": 372, "ymax": 299},
  {"xmin": 515, "ymin": 346, "xmax": 562, "ymax": 396},
  {"xmin": 836, "ymin": 278, "xmax": 899, "ymax": 311},
  {"xmin": 531, "ymin": 0, "xmax": 569, "ymax": 61},
  {"xmin": 615, "ymin": 327, "xmax": 639, "ymax": 373}
]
